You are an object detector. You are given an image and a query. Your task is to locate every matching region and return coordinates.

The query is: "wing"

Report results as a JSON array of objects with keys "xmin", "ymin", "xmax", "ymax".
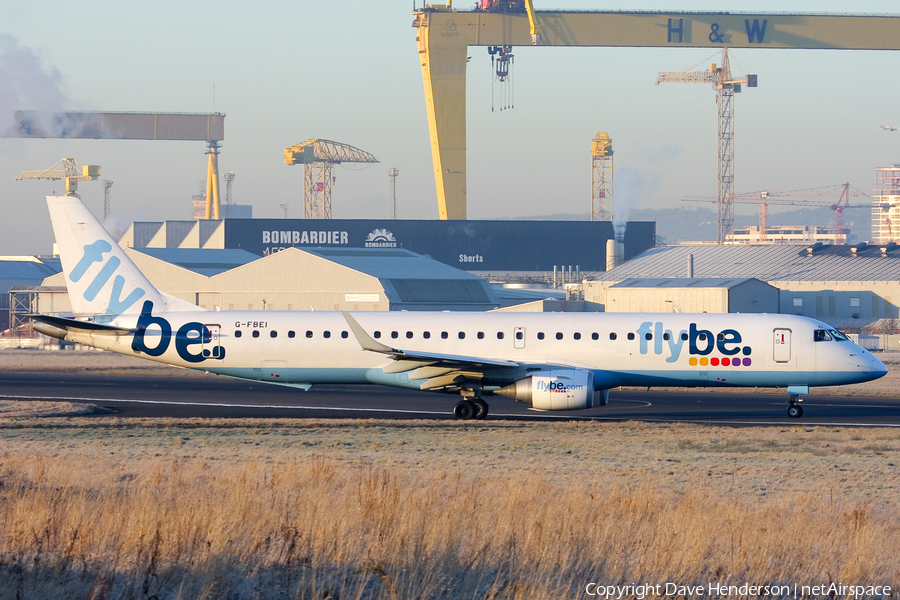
[{"xmin": 342, "ymin": 311, "xmax": 526, "ymax": 391}]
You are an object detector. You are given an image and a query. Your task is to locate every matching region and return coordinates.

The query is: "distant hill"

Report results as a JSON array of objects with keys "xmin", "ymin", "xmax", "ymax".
[{"xmin": 510, "ymin": 205, "xmax": 871, "ymax": 244}]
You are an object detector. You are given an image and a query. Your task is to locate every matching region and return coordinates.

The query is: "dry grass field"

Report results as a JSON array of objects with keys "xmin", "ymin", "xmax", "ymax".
[
  {"xmin": 0, "ymin": 416, "xmax": 897, "ymax": 599},
  {"xmin": 0, "ymin": 349, "xmax": 897, "ymax": 598}
]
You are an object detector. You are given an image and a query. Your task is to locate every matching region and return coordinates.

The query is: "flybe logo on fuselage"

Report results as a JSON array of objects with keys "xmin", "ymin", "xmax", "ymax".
[
  {"xmin": 132, "ymin": 301, "xmax": 225, "ymax": 364},
  {"xmin": 70, "ymin": 240, "xmax": 145, "ymax": 316},
  {"xmin": 636, "ymin": 322, "xmax": 752, "ymax": 364}
]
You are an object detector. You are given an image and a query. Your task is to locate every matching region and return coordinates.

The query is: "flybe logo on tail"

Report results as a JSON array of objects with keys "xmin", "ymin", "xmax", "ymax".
[
  {"xmin": 132, "ymin": 301, "xmax": 226, "ymax": 363},
  {"xmin": 635, "ymin": 322, "xmax": 752, "ymax": 364},
  {"xmin": 71, "ymin": 240, "xmax": 145, "ymax": 316}
]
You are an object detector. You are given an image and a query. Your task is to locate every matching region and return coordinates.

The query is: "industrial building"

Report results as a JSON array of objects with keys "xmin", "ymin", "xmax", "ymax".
[
  {"xmin": 584, "ymin": 243, "xmax": 900, "ymax": 334},
  {"xmin": 118, "ymin": 218, "xmax": 657, "ymax": 273},
  {"xmin": 603, "ymin": 278, "xmax": 779, "ymax": 314},
  {"xmin": 872, "ymin": 165, "xmax": 900, "ymax": 245},
  {"xmin": 0, "ymin": 256, "xmax": 61, "ymax": 333},
  {"xmin": 33, "ymin": 247, "xmax": 501, "ymax": 317}
]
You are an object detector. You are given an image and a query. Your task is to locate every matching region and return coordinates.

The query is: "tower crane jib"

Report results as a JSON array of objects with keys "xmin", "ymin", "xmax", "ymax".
[
  {"xmin": 284, "ymin": 139, "xmax": 379, "ymax": 219},
  {"xmin": 657, "ymin": 48, "xmax": 757, "ymax": 244}
]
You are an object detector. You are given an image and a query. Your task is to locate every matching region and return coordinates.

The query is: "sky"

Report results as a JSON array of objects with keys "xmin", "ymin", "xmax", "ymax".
[{"xmin": 1, "ymin": 0, "xmax": 899, "ymax": 254}]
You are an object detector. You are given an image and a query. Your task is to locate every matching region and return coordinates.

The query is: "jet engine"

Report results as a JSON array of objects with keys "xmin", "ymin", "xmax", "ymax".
[{"xmin": 496, "ymin": 369, "xmax": 606, "ymax": 410}]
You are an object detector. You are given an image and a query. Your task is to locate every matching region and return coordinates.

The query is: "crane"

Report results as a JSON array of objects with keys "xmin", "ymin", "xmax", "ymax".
[
  {"xmin": 284, "ymin": 139, "xmax": 378, "ymax": 219},
  {"xmin": 683, "ymin": 183, "xmax": 869, "ymax": 244},
  {"xmin": 591, "ymin": 132, "xmax": 613, "ymax": 221},
  {"xmin": 658, "ymin": 48, "xmax": 758, "ymax": 244},
  {"xmin": 16, "ymin": 158, "xmax": 100, "ymax": 197}
]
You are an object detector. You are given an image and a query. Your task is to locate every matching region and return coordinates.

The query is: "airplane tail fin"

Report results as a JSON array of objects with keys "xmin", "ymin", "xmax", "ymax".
[{"xmin": 47, "ymin": 195, "xmax": 196, "ymax": 320}]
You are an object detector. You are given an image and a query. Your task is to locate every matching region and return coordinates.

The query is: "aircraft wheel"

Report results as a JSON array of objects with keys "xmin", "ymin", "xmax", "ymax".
[
  {"xmin": 473, "ymin": 399, "xmax": 489, "ymax": 420},
  {"xmin": 453, "ymin": 400, "xmax": 476, "ymax": 420},
  {"xmin": 787, "ymin": 403, "xmax": 803, "ymax": 418}
]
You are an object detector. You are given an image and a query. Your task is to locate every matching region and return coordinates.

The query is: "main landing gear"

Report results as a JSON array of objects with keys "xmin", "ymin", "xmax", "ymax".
[
  {"xmin": 453, "ymin": 398, "xmax": 489, "ymax": 420},
  {"xmin": 786, "ymin": 396, "xmax": 804, "ymax": 418}
]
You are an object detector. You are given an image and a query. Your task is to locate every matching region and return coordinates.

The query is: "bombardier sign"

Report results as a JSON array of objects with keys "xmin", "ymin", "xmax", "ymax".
[{"xmin": 225, "ymin": 219, "xmax": 656, "ymax": 272}]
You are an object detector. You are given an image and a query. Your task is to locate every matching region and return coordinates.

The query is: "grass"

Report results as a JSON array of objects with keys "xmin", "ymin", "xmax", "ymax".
[{"xmin": 0, "ymin": 418, "xmax": 898, "ymax": 598}]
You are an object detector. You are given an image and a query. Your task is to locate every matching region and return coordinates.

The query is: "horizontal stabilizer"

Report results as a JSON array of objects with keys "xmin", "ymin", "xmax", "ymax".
[{"xmin": 30, "ymin": 314, "xmax": 134, "ymax": 333}]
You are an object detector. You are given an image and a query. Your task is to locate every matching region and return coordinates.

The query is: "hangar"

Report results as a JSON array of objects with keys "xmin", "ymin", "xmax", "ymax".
[
  {"xmin": 0, "ymin": 256, "xmax": 61, "ymax": 335},
  {"xmin": 585, "ymin": 243, "xmax": 900, "ymax": 335},
  {"xmin": 604, "ymin": 278, "xmax": 779, "ymax": 314},
  {"xmin": 36, "ymin": 246, "xmax": 501, "ymax": 316}
]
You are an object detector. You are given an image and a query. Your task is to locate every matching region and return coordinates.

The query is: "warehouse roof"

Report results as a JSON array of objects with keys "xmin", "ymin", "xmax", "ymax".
[
  {"xmin": 132, "ymin": 248, "xmax": 260, "ymax": 276},
  {"xmin": 304, "ymin": 247, "xmax": 478, "ymax": 280},
  {"xmin": 610, "ymin": 278, "xmax": 763, "ymax": 289},
  {"xmin": 594, "ymin": 244, "xmax": 900, "ymax": 282}
]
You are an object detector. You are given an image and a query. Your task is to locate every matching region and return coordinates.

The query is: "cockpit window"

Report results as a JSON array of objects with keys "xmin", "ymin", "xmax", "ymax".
[
  {"xmin": 830, "ymin": 329, "xmax": 850, "ymax": 341},
  {"xmin": 813, "ymin": 329, "xmax": 832, "ymax": 342}
]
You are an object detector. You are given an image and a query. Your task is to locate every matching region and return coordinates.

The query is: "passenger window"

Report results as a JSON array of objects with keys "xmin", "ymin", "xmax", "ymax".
[
  {"xmin": 406, "ymin": 331, "xmax": 413, "ymax": 339},
  {"xmin": 270, "ymin": 331, "xmax": 277, "ymax": 338},
  {"xmin": 627, "ymin": 333, "xmax": 635, "ymax": 340},
  {"xmin": 341, "ymin": 331, "xmax": 348, "ymax": 339},
  {"xmin": 374, "ymin": 331, "xmax": 381, "ymax": 339},
  {"xmin": 717, "ymin": 333, "xmax": 725, "ymax": 341},
  {"xmin": 423, "ymin": 331, "xmax": 431, "ymax": 339},
  {"xmin": 537, "ymin": 332, "xmax": 545, "ymax": 340},
  {"xmin": 591, "ymin": 333, "xmax": 599, "ymax": 340},
  {"xmin": 391, "ymin": 331, "xmax": 399, "ymax": 339},
  {"xmin": 681, "ymin": 332, "xmax": 689, "ymax": 341},
  {"xmin": 441, "ymin": 332, "xmax": 448, "ymax": 339},
  {"xmin": 458, "ymin": 332, "xmax": 466, "ymax": 339},
  {"xmin": 235, "ymin": 330, "xmax": 242, "ymax": 338},
  {"xmin": 814, "ymin": 329, "xmax": 832, "ymax": 342},
  {"xmin": 477, "ymin": 332, "xmax": 484, "ymax": 339},
  {"xmin": 698, "ymin": 333, "xmax": 707, "ymax": 341},
  {"xmin": 609, "ymin": 333, "xmax": 617, "ymax": 340},
  {"xmin": 497, "ymin": 332, "xmax": 504, "ymax": 340},
  {"xmin": 323, "ymin": 331, "xmax": 331, "ymax": 339},
  {"xmin": 306, "ymin": 330, "xmax": 313, "ymax": 338},
  {"xmin": 574, "ymin": 332, "xmax": 581, "ymax": 340},
  {"xmin": 556, "ymin": 332, "xmax": 563, "ymax": 340},
  {"xmin": 645, "ymin": 333, "xmax": 652, "ymax": 340},
  {"xmin": 253, "ymin": 330, "xmax": 260, "ymax": 338},
  {"xmin": 663, "ymin": 332, "xmax": 670, "ymax": 341},
  {"xmin": 288, "ymin": 331, "xmax": 295, "ymax": 338},
  {"xmin": 515, "ymin": 331, "xmax": 523, "ymax": 340}
]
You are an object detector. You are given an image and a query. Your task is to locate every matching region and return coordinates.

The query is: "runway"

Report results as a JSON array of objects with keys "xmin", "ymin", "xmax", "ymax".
[{"xmin": 2, "ymin": 371, "xmax": 900, "ymax": 426}]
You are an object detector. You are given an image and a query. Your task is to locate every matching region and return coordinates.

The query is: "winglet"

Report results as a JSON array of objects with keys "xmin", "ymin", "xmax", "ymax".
[{"xmin": 341, "ymin": 311, "xmax": 394, "ymax": 353}]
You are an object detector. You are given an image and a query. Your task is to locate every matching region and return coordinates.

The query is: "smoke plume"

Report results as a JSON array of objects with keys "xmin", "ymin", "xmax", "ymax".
[
  {"xmin": 613, "ymin": 167, "xmax": 645, "ymax": 243},
  {"xmin": 0, "ymin": 34, "xmax": 65, "ymax": 136}
]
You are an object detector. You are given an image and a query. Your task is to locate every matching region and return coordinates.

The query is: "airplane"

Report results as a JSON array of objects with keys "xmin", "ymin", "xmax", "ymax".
[
  {"xmin": 880, "ymin": 125, "xmax": 897, "ymax": 131},
  {"xmin": 31, "ymin": 195, "xmax": 887, "ymax": 420}
]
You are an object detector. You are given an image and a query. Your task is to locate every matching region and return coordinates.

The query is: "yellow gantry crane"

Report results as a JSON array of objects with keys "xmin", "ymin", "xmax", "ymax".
[
  {"xmin": 284, "ymin": 139, "xmax": 378, "ymax": 219},
  {"xmin": 657, "ymin": 49, "xmax": 757, "ymax": 244},
  {"xmin": 16, "ymin": 158, "xmax": 101, "ymax": 197},
  {"xmin": 413, "ymin": 5, "xmax": 900, "ymax": 221}
]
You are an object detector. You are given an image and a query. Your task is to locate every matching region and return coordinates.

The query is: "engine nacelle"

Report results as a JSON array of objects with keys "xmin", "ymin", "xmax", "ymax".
[{"xmin": 496, "ymin": 369, "xmax": 604, "ymax": 411}]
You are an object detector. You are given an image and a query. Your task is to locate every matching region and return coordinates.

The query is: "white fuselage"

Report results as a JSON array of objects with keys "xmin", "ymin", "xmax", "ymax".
[{"xmin": 81, "ymin": 310, "xmax": 886, "ymax": 396}]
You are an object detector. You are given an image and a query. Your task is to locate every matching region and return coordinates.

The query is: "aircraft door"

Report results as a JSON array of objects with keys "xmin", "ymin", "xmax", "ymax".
[
  {"xmin": 773, "ymin": 328, "xmax": 791, "ymax": 363},
  {"xmin": 202, "ymin": 324, "xmax": 224, "ymax": 359},
  {"xmin": 514, "ymin": 327, "xmax": 526, "ymax": 349}
]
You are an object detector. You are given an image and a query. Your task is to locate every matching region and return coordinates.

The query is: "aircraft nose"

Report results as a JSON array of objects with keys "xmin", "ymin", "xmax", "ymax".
[{"xmin": 868, "ymin": 354, "xmax": 888, "ymax": 379}]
